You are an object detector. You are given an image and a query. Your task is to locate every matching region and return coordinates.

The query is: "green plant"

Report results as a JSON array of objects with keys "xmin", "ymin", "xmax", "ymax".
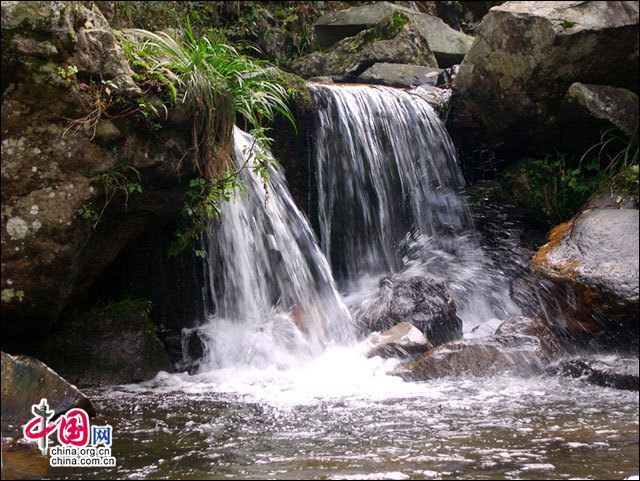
[
  {"xmin": 124, "ymin": 23, "xmax": 294, "ymax": 180},
  {"xmin": 79, "ymin": 163, "xmax": 143, "ymax": 228},
  {"xmin": 505, "ymin": 155, "xmax": 606, "ymax": 225},
  {"xmin": 580, "ymin": 124, "xmax": 639, "ymax": 174}
]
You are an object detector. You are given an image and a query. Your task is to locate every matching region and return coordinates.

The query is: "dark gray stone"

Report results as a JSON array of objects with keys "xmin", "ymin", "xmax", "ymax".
[
  {"xmin": 547, "ymin": 356, "xmax": 639, "ymax": 390},
  {"xmin": 352, "ymin": 274, "xmax": 462, "ymax": 347}
]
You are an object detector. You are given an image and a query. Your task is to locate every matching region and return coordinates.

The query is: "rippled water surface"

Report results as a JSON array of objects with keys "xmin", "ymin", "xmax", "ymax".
[{"xmin": 42, "ymin": 349, "xmax": 639, "ymax": 480}]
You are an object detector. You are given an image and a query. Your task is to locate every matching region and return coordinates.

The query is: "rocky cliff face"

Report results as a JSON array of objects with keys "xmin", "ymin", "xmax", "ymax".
[{"xmin": 1, "ymin": 2, "xmax": 194, "ymax": 349}]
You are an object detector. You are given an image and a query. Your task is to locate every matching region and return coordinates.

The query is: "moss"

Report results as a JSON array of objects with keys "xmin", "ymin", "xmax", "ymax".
[
  {"xmin": 88, "ymin": 297, "xmax": 152, "ymax": 319},
  {"xmin": 274, "ymin": 69, "xmax": 312, "ymax": 113},
  {"xmin": 601, "ymin": 165, "xmax": 639, "ymax": 196},
  {"xmin": 360, "ymin": 11, "xmax": 410, "ymax": 43}
]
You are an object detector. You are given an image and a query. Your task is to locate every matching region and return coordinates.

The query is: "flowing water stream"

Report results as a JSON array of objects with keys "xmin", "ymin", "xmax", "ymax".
[{"xmin": 37, "ymin": 85, "xmax": 638, "ymax": 480}]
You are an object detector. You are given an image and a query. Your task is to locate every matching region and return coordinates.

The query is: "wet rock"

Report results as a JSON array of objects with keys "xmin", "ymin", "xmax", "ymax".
[
  {"xmin": 1, "ymin": 351, "xmax": 95, "ymax": 428},
  {"xmin": 292, "ymin": 17, "xmax": 436, "ymax": 79},
  {"xmin": 560, "ymin": 82, "xmax": 639, "ymax": 142},
  {"xmin": 394, "ymin": 334, "xmax": 549, "ymax": 381},
  {"xmin": 547, "ymin": 356, "xmax": 639, "ymax": 391},
  {"xmin": 531, "ymin": 206, "xmax": 639, "ymax": 344},
  {"xmin": 352, "ymin": 274, "xmax": 462, "ymax": 347},
  {"xmin": 449, "ymin": 1, "xmax": 639, "ymax": 156},
  {"xmin": 410, "ymin": 84, "xmax": 452, "ymax": 118},
  {"xmin": 313, "ymin": 2, "xmax": 473, "ymax": 67},
  {"xmin": 495, "ymin": 315, "xmax": 567, "ymax": 358},
  {"xmin": 357, "ymin": 63, "xmax": 443, "ymax": 88},
  {"xmin": 1, "ymin": 441, "xmax": 50, "ymax": 480},
  {"xmin": 36, "ymin": 301, "xmax": 172, "ymax": 387},
  {"xmin": 362, "ymin": 322, "xmax": 433, "ymax": 358}
]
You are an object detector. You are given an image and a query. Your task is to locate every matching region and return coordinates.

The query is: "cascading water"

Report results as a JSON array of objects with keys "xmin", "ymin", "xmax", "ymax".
[
  {"xmin": 194, "ymin": 127, "xmax": 354, "ymax": 370},
  {"xmin": 310, "ymin": 84, "xmax": 521, "ymax": 331}
]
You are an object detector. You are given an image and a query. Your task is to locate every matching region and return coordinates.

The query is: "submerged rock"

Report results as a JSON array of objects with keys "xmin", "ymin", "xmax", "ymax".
[
  {"xmin": 362, "ymin": 322, "xmax": 433, "ymax": 358},
  {"xmin": 393, "ymin": 315, "xmax": 565, "ymax": 381},
  {"xmin": 36, "ymin": 301, "xmax": 171, "ymax": 386},
  {"xmin": 410, "ymin": 84, "xmax": 452, "ymax": 118},
  {"xmin": 449, "ymin": 1, "xmax": 639, "ymax": 156},
  {"xmin": 1, "ymin": 351, "xmax": 95, "ymax": 428},
  {"xmin": 531, "ymin": 206, "xmax": 639, "ymax": 345},
  {"xmin": 314, "ymin": 2, "xmax": 473, "ymax": 67},
  {"xmin": 547, "ymin": 356, "xmax": 639, "ymax": 391},
  {"xmin": 352, "ymin": 274, "xmax": 462, "ymax": 347}
]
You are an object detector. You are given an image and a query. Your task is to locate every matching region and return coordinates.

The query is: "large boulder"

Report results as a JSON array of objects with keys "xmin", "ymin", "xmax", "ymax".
[
  {"xmin": 361, "ymin": 322, "xmax": 433, "ymax": 358},
  {"xmin": 292, "ymin": 15, "xmax": 437, "ymax": 79},
  {"xmin": 531, "ymin": 204, "xmax": 639, "ymax": 344},
  {"xmin": 314, "ymin": 2, "xmax": 473, "ymax": 67},
  {"xmin": 1, "ymin": 2, "xmax": 193, "ymax": 343},
  {"xmin": 449, "ymin": 1, "xmax": 639, "ymax": 157},
  {"xmin": 1, "ymin": 351, "xmax": 95, "ymax": 429},
  {"xmin": 547, "ymin": 355, "xmax": 639, "ymax": 390},
  {"xmin": 352, "ymin": 274, "xmax": 462, "ymax": 347},
  {"xmin": 35, "ymin": 301, "xmax": 172, "ymax": 387}
]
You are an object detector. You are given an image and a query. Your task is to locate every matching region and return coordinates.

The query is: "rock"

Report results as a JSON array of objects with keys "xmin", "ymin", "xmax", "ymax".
[
  {"xmin": 36, "ymin": 301, "xmax": 172, "ymax": 386},
  {"xmin": 1, "ymin": 441, "xmax": 50, "ymax": 480},
  {"xmin": 357, "ymin": 63, "xmax": 443, "ymax": 87},
  {"xmin": 1, "ymin": 351, "xmax": 95, "ymax": 429},
  {"xmin": 1, "ymin": 1, "xmax": 194, "ymax": 343},
  {"xmin": 547, "ymin": 355, "xmax": 639, "ymax": 390},
  {"xmin": 531, "ymin": 207, "xmax": 639, "ymax": 344},
  {"xmin": 313, "ymin": 2, "xmax": 473, "ymax": 67},
  {"xmin": 495, "ymin": 315, "xmax": 567, "ymax": 358},
  {"xmin": 394, "ymin": 334, "xmax": 549, "ymax": 381},
  {"xmin": 292, "ymin": 16, "xmax": 437, "ymax": 79},
  {"xmin": 409, "ymin": 11, "xmax": 475, "ymax": 66},
  {"xmin": 450, "ymin": 1, "xmax": 639, "ymax": 157},
  {"xmin": 352, "ymin": 274, "xmax": 462, "ymax": 347},
  {"xmin": 361, "ymin": 322, "xmax": 433, "ymax": 358},
  {"xmin": 410, "ymin": 84, "xmax": 452, "ymax": 118},
  {"xmin": 562, "ymin": 83, "xmax": 639, "ymax": 138}
]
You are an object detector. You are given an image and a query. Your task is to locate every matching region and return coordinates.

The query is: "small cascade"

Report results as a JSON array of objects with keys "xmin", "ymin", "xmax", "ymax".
[
  {"xmin": 310, "ymin": 84, "xmax": 520, "ymax": 329},
  {"xmin": 195, "ymin": 127, "xmax": 354, "ymax": 370},
  {"xmin": 312, "ymin": 84, "xmax": 472, "ymax": 282}
]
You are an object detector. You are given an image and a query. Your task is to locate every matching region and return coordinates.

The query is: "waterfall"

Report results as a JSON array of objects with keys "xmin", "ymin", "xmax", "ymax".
[
  {"xmin": 310, "ymin": 84, "xmax": 520, "ymax": 329},
  {"xmin": 195, "ymin": 127, "xmax": 354, "ymax": 370}
]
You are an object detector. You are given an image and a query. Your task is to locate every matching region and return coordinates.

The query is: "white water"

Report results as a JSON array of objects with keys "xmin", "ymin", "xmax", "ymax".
[{"xmin": 196, "ymin": 127, "xmax": 354, "ymax": 371}]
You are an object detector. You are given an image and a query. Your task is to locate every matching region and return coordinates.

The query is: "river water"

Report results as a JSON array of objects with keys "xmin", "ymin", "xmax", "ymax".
[{"xmin": 43, "ymin": 354, "xmax": 638, "ymax": 480}]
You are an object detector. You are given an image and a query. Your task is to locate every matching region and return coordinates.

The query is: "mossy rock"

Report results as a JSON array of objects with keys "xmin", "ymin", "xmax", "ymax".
[{"xmin": 35, "ymin": 299, "xmax": 172, "ymax": 387}]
